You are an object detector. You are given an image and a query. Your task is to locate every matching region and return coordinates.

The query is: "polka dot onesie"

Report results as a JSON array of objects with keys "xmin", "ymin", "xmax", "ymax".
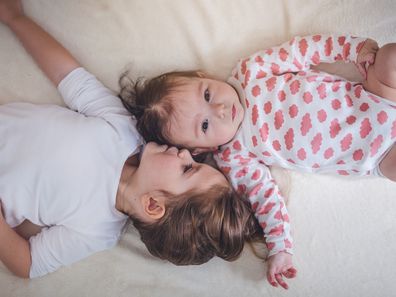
[{"xmin": 214, "ymin": 34, "xmax": 396, "ymax": 256}]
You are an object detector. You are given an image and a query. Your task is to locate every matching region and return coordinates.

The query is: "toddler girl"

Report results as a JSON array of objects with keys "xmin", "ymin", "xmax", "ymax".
[
  {"xmin": 0, "ymin": 0, "xmax": 261, "ymax": 278},
  {"xmin": 120, "ymin": 34, "xmax": 396, "ymax": 289}
]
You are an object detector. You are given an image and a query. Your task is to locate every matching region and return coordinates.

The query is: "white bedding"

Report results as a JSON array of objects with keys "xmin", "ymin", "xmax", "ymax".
[{"xmin": 1, "ymin": 1, "xmax": 396, "ymax": 296}]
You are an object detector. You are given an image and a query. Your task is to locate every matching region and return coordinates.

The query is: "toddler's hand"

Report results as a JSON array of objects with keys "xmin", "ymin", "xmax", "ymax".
[
  {"xmin": 0, "ymin": 0, "xmax": 23, "ymax": 26},
  {"xmin": 0, "ymin": 201, "xmax": 5, "ymax": 222},
  {"xmin": 356, "ymin": 38, "xmax": 379, "ymax": 79},
  {"xmin": 266, "ymin": 251, "xmax": 297, "ymax": 290}
]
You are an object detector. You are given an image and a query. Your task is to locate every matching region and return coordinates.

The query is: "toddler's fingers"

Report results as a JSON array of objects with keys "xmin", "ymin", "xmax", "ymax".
[{"xmin": 0, "ymin": 201, "xmax": 4, "ymax": 219}]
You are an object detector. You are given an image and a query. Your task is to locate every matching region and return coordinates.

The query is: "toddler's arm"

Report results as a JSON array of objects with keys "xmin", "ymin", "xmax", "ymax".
[
  {"xmin": 0, "ymin": 0, "xmax": 80, "ymax": 86},
  {"xmin": 0, "ymin": 202, "xmax": 31, "ymax": 278},
  {"xmin": 0, "ymin": 200, "xmax": 106, "ymax": 278},
  {"xmin": 0, "ymin": 0, "xmax": 134, "ymax": 124}
]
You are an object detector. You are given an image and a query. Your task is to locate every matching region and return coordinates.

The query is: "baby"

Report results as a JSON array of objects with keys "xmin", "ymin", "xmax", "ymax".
[{"xmin": 119, "ymin": 34, "xmax": 396, "ymax": 289}]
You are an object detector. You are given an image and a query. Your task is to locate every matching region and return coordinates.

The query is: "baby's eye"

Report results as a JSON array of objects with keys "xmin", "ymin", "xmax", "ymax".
[
  {"xmin": 201, "ymin": 119, "xmax": 209, "ymax": 133},
  {"xmin": 183, "ymin": 163, "xmax": 193, "ymax": 173},
  {"xmin": 204, "ymin": 89, "xmax": 210, "ymax": 102}
]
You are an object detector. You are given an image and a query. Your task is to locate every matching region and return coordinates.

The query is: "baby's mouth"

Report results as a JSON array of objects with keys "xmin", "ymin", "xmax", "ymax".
[{"xmin": 232, "ymin": 104, "xmax": 236, "ymax": 121}]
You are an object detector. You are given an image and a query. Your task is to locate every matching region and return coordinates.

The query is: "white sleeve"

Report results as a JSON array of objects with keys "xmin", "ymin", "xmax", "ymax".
[
  {"xmin": 57, "ymin": 67, "xmax": 130, "ymax": 119},
  {"xmin": 29, "ymin": 225, "xmax": 105, "ymax": 278},
  {"xmin": 57, "ymin": 67, "xmax": 143, "ymax": 149}
]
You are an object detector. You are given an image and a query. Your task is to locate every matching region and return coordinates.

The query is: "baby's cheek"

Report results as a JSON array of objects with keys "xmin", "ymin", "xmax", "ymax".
[{"xmin": 217, "ymin": 127, "xmax": 236, "ymax": 145}]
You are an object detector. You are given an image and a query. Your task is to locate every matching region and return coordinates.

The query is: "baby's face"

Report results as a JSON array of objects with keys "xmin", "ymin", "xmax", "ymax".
[{"xmin": 166, "ymin": 77, "xmax": 244, "ymax": 152}]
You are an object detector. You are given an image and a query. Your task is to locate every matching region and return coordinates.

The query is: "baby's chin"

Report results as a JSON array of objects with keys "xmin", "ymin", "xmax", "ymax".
[{"xmin": 221, "ymin": 132, "xmax": 238, "ymax": 146}]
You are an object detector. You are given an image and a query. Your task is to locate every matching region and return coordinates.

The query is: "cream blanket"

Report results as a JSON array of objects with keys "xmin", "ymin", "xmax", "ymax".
[{"xmin": 1, "ymin": 1, "xmax": 396, "ymax": 296}]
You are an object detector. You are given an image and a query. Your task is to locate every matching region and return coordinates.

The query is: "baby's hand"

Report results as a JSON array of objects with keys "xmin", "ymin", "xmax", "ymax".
[
  {"xmin": 266, "ymin": 251, "xmax": 297, "ymax": 290},
  {"xmin": 356, "ymin": 38, "xmax": 379, "ymax": 79},
  {"xmin": 0, "ymin": 0, "xmax": 23, "ymax": 26}
]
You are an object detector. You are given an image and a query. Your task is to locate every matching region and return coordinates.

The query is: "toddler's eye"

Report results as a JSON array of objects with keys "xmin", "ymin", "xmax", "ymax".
[
  {"xmin": 201, "ymin": 119, "xmax": 209, "ymax": 133},
  {"xmin": 204, "ymin": 89, "xmax": 210, "ymax": 102},
  {"xmin": 183, "ymin": 163, "xmax": 193, "ymax": 173}
]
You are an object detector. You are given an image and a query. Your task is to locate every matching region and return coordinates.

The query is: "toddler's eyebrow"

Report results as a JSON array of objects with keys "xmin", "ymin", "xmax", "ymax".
[{"xmin": 186, "ymin": 164, "xmax": 200, "ymax": 178}]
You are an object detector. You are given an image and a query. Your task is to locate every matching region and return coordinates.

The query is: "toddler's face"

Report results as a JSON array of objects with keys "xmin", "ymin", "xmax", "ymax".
[
  {"xmin": 166, "ymin": 77, "xmax": 244, "ymax": 152},
  {"xmin": 137, "ymin": 142, "xmax": 228, "ymax": 195}
]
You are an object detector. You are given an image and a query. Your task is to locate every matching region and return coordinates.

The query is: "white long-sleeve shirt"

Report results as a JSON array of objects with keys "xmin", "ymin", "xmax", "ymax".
[{"xmin": 0, "ymin": 68, "xmax": 142, "ymax": 278}]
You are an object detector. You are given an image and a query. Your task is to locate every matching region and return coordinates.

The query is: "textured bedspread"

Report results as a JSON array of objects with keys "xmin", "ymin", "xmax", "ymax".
[{"xmin": 1, "ymin": 1, "xmax": 396, "ymax": 296}]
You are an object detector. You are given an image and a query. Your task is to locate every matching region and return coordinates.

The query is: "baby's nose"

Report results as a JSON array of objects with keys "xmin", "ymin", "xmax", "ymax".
[{"xmin": 212, "ymin": 103, "xmax": 225, "ymax": 119}]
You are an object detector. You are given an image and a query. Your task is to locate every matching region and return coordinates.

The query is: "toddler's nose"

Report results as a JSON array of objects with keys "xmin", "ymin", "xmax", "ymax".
[{"xmin": 177, "ymin": 149, "xmax": 190, "ymax": 159}]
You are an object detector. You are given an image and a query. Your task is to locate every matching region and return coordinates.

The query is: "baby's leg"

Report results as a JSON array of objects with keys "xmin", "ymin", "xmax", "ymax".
[
  {"xmin": 363, "ymin": 43, "xmax": 396, "ymax": 102},
  {"xmin": 379, "ymin": 145, "xmax": 396, "ymax": 182}
]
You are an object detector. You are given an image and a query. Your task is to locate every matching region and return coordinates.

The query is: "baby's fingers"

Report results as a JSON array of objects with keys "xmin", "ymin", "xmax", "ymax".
[
  {"xmin": 267, "ymin": 271, "xmax": 289, "ymax": 290},
  {"xmin": 365, "ymin": 52, "xmax": 376, "ymax": 65},
  {"xmin": 275, "ymin": 273, "xmax": 289, "ymax": 290},
  {"xmin": 283, "ymin": 267, "xmax": 298, "ymax": 279},
  {"xmin": 356, "ymin": 62, "xmax": 368, "ymax": 79},
  {"xmin": 266, "ymin": 273, "xmax": 278, "ymax": 288}
]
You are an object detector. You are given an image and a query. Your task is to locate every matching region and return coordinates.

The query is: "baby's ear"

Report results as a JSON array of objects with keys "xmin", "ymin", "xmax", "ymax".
[{"xmin": 191, "ymin": 147, "xmax": 218, "ymax": 155}]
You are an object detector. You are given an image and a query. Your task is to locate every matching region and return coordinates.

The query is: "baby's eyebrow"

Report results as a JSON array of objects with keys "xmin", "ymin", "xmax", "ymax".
[
  {"xmin": 198, "ymin": 81, "xmax": 204, "ymax": 98},
  {"xmin": 193, "ymin": 81, "xmax": 204, "ymax": 138},
  {"xmin": 194, "ymin": 114, "xmax": 200, "ymax": 138}
]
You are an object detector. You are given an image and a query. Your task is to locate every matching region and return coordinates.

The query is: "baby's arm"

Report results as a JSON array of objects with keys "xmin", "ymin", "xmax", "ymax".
[
  {"xmin": 214, "ymin": 146, "xmax": 296, "ymax": 289},
  {"xmin": 0, "ymin": 0, "xmax": 80, "ymax": 86},
  {"xmin": 245, "ymin": 34, "xmax": 369, "ymax": 76},
  {"xmin": 0, "ymin": 202, "xmax": 31, "ymax": 278}
]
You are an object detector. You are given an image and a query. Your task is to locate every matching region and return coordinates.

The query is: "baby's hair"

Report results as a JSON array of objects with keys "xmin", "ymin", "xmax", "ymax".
[
  {"xmin": 130, "ymin": 185, "xmax": 263, "ymax": 265},
  {"xmin": 118, "ymin": 70, "xmax": 203, "ymax": 148}
]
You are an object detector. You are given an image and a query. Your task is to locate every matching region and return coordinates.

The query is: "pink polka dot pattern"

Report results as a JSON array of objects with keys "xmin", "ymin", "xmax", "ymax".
[{"xmin": 214, "ymin": 34, "xmax": 396, "ymax": 258}]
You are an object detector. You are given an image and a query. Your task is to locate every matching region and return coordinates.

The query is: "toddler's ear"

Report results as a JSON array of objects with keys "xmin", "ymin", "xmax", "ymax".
[
  {"xmin": 141, "ymin": 194, "xmax": 165, "ymax": 220},
  {"xmin": 191, "ymin": 147, "xmax": 218, "ymax": 155}
]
